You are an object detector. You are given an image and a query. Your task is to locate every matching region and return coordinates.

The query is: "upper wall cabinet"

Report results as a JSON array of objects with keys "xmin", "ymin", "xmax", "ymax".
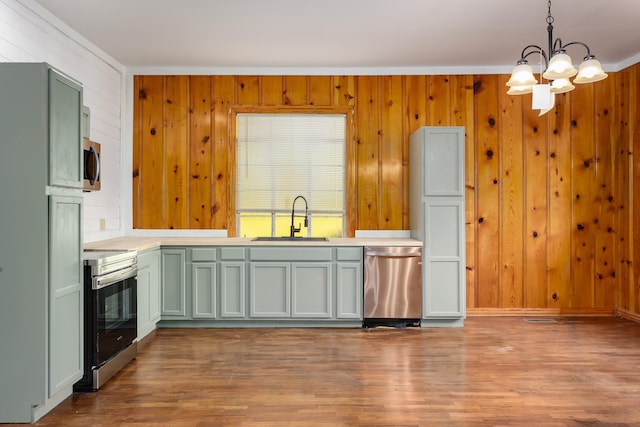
[{"xmin": 49, "ymin": 69, "xmax": 83, "ymax": 189}]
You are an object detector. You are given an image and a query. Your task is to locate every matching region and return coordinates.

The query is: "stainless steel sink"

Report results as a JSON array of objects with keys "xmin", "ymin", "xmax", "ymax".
[{"xmin": 253, "ymin": 236, "xmax": 328, "ymax": 242}]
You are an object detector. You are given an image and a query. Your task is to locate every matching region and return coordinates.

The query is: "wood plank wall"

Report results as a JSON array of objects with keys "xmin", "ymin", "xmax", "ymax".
[{"xmin": 132, "ymin": 64, "xmax": 640, "ymax": 314}]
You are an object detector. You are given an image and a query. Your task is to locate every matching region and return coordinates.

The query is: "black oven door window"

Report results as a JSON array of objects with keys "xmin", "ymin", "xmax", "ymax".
[{"xmin": 94, "ymin": 276, "xmax": 137, "ymax": 366}]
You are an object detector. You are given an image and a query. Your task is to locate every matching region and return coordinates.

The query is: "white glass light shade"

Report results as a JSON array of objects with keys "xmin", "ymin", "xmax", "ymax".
[
  {"xmin": 542, "ymin": 53, "xmax": 578, "ymax": 80},
  {"xmin": 506, "ymin": 64, "xmax": 537, "ymax": 87},
  {"xmin": 573, "ymin": 58, "xmax": 608, "ymax": 84},
  {"xmin": 550, "ymin": 78, "xmax": 575, "ymax": 94},
  {"xmin": 507, "ymin": 85, "xmax": 533, "ymax": 95}
]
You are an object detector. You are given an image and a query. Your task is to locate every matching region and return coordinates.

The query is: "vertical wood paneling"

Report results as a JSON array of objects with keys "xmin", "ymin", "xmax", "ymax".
[
  {"xmin": 131, "ymin": 69, "xmax": 637, "ymax": 314},
  {"xmin": 628, "ymin": 64, "xmax": 640, "ymax": 313},
  {"xmin": 633, "ymin": 65, "xmax": 640, "ymax": 314},
  {"xmin": 616, "ymin": 69, "xmax": 631, "ymax": 311},
  {"xmin": 571, "ymin": 84, "xmax": 597, "ymax": 307},
  {"xmin": 523, "ymin": 100, "xmax": 549, "ymax": 307},
  {"xmin": 212, "ymin": 75, "xmax": 235, "ymax": 230},
  {"xmin": 136, "ymin": 76, "xmax": 165, "ymax": 228},
  {"xmin": 474, "ymin": 75, "xmax": 500, "ymax": 307},
  {"xmin": 355, "ymin": 76, "xmax": 380, "ymax": 229},
  {"xmin": 283, "ymin": 76, "xmax": 307, "ymax": 105},
  {"xmin": 260, "ymin": 76, "xmax": 283, "ymax": 105},
  {"xmin": 132, "ymin": 75, "xmax": 141, "ymax": 228},
  {"xmin": 426, "ymin": 75, "xmax": 451, "ymax": 125},
  {"xmin": 188, "ymin": 76, "xmax": 212, "ymax": 229},
  {"xmin": 237, "ymin": 76, "xmax": 259, "ymax": 105},
  {"xmin": 308, "ymin": 76, "xmax": 332, "ymax": 106},
  {"xmin": 595, "ymin": 77, "xmax": 616, "ymax": 308},
  {"xmin": 548, "ymin": 93, "xmax": 573, "ymax": 308},
  {"xmin": 379, "ymin": 76, "xmax": 404, "ymax": 230},
  {"xmin": 498, "ymin": 75, "xmax": 524, "ymax": 308},
  {"xmin": 164, "ymin": 76, "xmax": 189, "ymax": 229},
  {"xmin": 404, "ymin": 75, "xmax": 426, "ymax": 135},
  {"xmin": 452, "ymin": 75, "xmax": 477, "ymax": 309},
  {"xmin": 333, "ymin": 76, "xmax": 355, "ymax": 106}
]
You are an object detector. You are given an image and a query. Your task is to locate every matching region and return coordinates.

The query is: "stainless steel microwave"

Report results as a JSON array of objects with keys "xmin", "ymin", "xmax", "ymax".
[{"xmin": 83, "ymin": 138, "xmax": 101, "ymax": 191}]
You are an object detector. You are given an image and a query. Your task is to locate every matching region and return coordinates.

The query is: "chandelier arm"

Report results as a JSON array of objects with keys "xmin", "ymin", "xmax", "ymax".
[
  {"xmin": 520, "ymin": 45, "xmax": 549, "ymax": 69},
  {"xmin": 561, "ymin": 41, "xmax": 593, "ymax": 60}
]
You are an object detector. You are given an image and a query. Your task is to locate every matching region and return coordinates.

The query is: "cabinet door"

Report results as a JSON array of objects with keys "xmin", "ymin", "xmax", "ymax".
[
  {"xmin": 336, "ymin": 262, "xmax": 362, "ymax": 319},
  {"xmin": 291, "ymin": 263, "xmax": 332, "ymax": 318},
  {"xmin": 192, "ymin": 262, "xmax": 216, "ymax": 318},
  {"xmin": 48, "ymin": 195, "xmax": 83, "ymax": 396},
  {"xmin": 161, "ymin": 249, "xmax": 187, "ymax": 317},
  {"xmin": 220, "ymin": 262, "xmax": 246, "ymax": 318},
  {"xmin": 291, "ymin": 262, "xmax": 333, "ymax": 319},
  {"xmin": 250, "ymin": 262, "xmax": 290, "ymax": 317},
  {"xmin": 49, "ymin": 69, "xmax": 82, "ymax": 189},
  {"xmin": 423, "ymin": 198, "xmax": 465, "ymax": 318},
  {"xmin": 421, "ymin": 127, "xmax": 464, "ymax": 197}
]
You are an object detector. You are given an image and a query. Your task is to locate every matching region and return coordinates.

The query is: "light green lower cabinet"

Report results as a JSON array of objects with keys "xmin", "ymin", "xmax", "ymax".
[
  {"xmin": 161, "ymin": 249, "xmax": 187, "ymax": 318},
  {"xmin": 192, "ymin": 262, "xmax": 216, "ymax": 318},
  {"xmin": 220, "ymin": 262, "xmax": 246, "ymax": 318},
  {"xmin": 48, "ymin": 195, "xmax": 83, "ymax": 397},
  {"xmin": 137, "ymin": 249, "xmax": 161, "ymax": 339},
  {"xmin": 336, "ymin": 262, "xmax": 362, "ymax": 319},
  {"xmin": 292, "ymin": 263, "xmax": 332, "ymax": 318},
  {"xmin": 250, "ymin": 262, "xmax": 291, "ymax": 317},
  {"xmin": 158, "ymin": 246, "xmax": 363, "ymax": 327}
]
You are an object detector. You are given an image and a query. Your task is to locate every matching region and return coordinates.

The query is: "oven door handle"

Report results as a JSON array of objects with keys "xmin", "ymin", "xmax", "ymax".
[{"xmin": 92, "ymin": 266, "xmax": 138, "ymax": 290}]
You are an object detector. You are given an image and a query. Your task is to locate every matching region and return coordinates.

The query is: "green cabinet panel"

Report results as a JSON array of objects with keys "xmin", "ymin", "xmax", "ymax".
[
  {"xmin": 137, "ymin": 249, "xmax": 161, "ymax": 339},
  {"xmin": 192, "ymin": 262, "xmax": 217, "ymax": 318},
  {"xmin": 49, "ymin": 69, "xmax": 83, "ymax": 189},
  {"xmin": 250, "ymin": 262, "xmax": 291, "ymax": 317},
  {"xmin": 336, "ymin": 262, "xmax": 362, "ymax": 319},
  {"xmin": 291, "ymin": 263, "xmax": 332, "ymax": 318},
  {"xmin": 250, "ymin": 247, "xmax": 332, "ymax": 261},
  {"xmin": 220, "ymin": 262, "xmax": 246, "ymax": 318},
  {"xmin": 161, "ymin": 249, "xmax": 187, "ymax": 318},
  {"xmin": 48, "ymin": 195, "xmax": 83, "ymax": 396}
]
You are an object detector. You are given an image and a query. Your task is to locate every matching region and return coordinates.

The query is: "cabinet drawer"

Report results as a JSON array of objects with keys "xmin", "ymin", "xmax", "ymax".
[
  {"xmin": 220, "ymin": 247, "xmax": 246, "ymax": 260},
  {"xmin": 191, "ymin": 248, "xmax": 217, "ymax": 262},
  {"xmin": 250, "ymin": 247, "xmax": 332, "ymax": 262},
  {"xmin": 336, "ymin": 247, "xmax": 363, "ymax": 261}
]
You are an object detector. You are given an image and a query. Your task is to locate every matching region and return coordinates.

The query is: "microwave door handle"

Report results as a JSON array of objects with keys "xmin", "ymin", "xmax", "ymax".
[{"xmin": 88, "ymin": 145, "xmax": 100, "ymax": 185}]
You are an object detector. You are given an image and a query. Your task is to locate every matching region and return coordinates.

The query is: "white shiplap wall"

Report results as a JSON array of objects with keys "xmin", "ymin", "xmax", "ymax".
[{"xmin": 0, "ymin": 0, "xmax": 125, "ymax": 243}]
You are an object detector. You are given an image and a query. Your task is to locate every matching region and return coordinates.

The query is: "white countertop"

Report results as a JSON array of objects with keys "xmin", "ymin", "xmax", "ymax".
[{"xmin": 84, "ymin": 236, "xmax": 422, "ymax": 252}]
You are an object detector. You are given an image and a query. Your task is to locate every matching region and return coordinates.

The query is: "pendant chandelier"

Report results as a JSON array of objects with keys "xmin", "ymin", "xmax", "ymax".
[{"xmin": 506, "ymin": 0, "xmax": 608, "ymax": 115}]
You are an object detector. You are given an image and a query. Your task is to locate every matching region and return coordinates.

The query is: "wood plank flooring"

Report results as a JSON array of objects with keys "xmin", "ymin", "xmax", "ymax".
[{"xmin": 20, "ymin": 317, "xmax": 640, "ymax": 426}]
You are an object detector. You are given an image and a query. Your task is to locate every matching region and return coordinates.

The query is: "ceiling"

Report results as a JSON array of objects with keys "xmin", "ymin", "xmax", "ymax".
[{"xmin": 33, "ymin": 0, "xmax": 640, "ymax": 72}]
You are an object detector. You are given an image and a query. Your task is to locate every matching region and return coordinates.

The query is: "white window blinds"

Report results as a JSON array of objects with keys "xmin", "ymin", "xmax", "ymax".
[{"xmin": 236, "ymin": 113, "xmax": 346, "ymax": 215}]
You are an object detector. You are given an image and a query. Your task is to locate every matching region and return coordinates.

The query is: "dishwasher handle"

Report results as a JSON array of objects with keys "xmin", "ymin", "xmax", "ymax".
[{"xmin": 365, "ymin": 251, "xmax": 421, "ymax": 257}]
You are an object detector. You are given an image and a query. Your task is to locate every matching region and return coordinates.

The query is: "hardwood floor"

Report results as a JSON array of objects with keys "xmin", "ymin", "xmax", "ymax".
[{"xmin": 20, "ymin": 317, "xmax": 640, "ymax": 426}]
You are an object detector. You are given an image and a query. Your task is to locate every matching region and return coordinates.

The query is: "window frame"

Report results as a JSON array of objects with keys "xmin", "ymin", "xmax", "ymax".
[{"xmin": 228, "ymin": 105, "xmax": 356, "ymax": 238}]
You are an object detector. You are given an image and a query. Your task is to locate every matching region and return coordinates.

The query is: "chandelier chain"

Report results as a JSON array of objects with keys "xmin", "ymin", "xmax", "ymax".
[{"xmin": 546, "ymin": 0, "xmax": 554, "ymax": 25}]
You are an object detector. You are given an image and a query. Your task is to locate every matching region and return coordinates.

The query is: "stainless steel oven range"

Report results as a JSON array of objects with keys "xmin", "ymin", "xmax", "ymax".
[{"xmin": 74, "ymin": 250, "xmax": 138, "ymax": 391}]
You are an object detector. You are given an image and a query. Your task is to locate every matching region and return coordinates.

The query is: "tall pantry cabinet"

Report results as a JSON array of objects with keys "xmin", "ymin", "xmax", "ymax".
[
  {"xmin": 410, "ymin": 127, "xmax": 466, "ymax": 327},
  {"xmin": 0, "ymin": 63, "xmax": 84, "ymax": 422}
]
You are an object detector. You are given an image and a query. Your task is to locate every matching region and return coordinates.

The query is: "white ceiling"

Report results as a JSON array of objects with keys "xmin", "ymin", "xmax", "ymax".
[{"xmin": 33, "ymin": 0, "xmax": 640, "ymax": 73}]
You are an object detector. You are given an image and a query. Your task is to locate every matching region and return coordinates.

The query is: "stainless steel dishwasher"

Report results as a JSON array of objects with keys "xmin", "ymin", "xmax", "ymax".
[{"xmin": 363, "ymin": 246, "xmax": 422, "ymax": 327}]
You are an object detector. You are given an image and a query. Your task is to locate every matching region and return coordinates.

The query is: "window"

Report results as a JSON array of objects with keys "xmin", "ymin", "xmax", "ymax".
[{"xmin": 236, "ymin": 113, "xmax": 346, "ymax": 238}]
